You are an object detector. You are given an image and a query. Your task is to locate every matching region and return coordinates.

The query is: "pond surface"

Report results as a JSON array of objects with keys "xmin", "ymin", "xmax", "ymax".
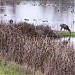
[
  {"xmin": 0, "ymin": 0, "xmax": 75, "ymax": 47},
  {"xmin": 60, "ymin": 37, "xmax": 75, "ymax": 48},
  {"xmin": 0, "ymin": 0, "xmax": 75, "ymax": 31}
]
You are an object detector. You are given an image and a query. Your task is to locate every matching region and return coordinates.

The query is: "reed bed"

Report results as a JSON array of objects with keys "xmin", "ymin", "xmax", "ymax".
[{"xmin": 0, "ymin": 22, "xmax": 75, "ymax": 75}]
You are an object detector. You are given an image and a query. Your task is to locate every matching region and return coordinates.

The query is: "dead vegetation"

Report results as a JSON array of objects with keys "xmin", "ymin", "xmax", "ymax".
[{"xmin": 0, "ymin": 22, "xmax": 75, "ymax": 75}]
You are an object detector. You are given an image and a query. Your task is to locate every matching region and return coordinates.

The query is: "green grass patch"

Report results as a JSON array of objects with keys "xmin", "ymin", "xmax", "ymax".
[
  {"xmin": 54, "ymin": 30, "xmax": 75, "ymax": 37},
  {"xmin": 0, "ymin": 60, "xmax": 41, "ymax": 75}
]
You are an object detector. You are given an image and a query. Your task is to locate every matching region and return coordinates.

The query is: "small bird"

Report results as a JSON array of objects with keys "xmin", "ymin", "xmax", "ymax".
[
  {"xmin": 4, "ymin": 14, "xmax": 7, "ymax": 16},
  {"xmin": 9, "ymin": 19, "xmax": 13, "ymax": 24},
  {"xmin": 17, "ymin": 2, "xmax": 20, "ymax": 5},
  {"xmin": 24, "ymin": 19, "xmax": 29, "ymax": 22},
  {"xmin": 58, "ymin": 10, "xmax": 59, "ymax": 12},
  {"xmin": 42, "ymin": 20, "xmax": 48, "ymax": 22},
  {"xmin": 33, "ymin": 19, "xmax": 37, "ymax": 21}
]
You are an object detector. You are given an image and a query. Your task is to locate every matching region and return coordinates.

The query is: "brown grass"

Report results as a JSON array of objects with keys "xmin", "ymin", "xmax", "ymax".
[{"xmin": 0, "ymin": 22, "xmax": 75, "ymax": 75}]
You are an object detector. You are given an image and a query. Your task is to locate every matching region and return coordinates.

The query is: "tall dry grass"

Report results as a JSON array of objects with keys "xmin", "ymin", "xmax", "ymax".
[{"xmin": 0, "ymin": 22, "xmax": 75, "ymax": 75}]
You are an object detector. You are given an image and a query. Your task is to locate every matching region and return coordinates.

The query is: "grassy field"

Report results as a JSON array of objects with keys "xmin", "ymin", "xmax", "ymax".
[
  {"xmin": 54, "ymin": 30, "xmax": 75, "ymax": 37},
  {"xmin": 0, "ymin": 60, "xmax": 41, "ymax": 75}
]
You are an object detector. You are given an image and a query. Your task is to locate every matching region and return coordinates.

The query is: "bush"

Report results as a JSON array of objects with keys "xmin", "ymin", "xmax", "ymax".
[{"xmin": 0, "ymin": 22, "xmax": 75, "ymax": 75}]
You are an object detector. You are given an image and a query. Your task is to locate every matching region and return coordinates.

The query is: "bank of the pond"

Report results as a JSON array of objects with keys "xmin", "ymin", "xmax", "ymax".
[{"xmin": 54, "ymin": 30, "xmax": 75, "ymax": 37}]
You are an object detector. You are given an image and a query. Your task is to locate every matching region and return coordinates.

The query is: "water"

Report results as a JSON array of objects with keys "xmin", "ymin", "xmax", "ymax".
[
  {"xmin": 0, "ymin": 0, "xmax": 75, "ymax": 31},
  {"xmin": 60, "ymin": 37, "xmax": 75, "ymax": 47},
  {"xmin": 0, "ymin": 0, "xmax": 75, "ymax": 47}
]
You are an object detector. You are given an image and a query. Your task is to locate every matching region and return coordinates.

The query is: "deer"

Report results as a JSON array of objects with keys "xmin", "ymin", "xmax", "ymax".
[{"xmin": 60, "ymin": 24, "xmax": 71, "ymax": 34}]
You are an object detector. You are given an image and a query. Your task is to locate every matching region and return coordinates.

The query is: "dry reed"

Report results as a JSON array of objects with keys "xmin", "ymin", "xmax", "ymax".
[{"xmin": 0, "ymin": 22, "xmax": 75, "ymax": 75}]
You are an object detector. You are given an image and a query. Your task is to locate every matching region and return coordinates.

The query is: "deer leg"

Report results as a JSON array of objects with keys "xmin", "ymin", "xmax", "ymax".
[{"xmin": 60, "ymin": 27, "xmax": 62, "ymax": 31}]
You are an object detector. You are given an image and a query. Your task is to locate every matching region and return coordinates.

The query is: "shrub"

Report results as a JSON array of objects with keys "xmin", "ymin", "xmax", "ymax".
[{"xmin": 0, "ymin": 22, "xmax": 75, "ymax": 75}]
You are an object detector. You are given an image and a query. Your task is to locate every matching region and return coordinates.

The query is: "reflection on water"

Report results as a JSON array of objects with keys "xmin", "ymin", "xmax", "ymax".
[
  {"xmin": 0, "ymin": 0, "xmax": 75, "ymax": 31},
  {"xmin": 61, "ymin": 37, "xmax": 70, "ymax": 44},
  {"xmin": 60, "ymin": 37, "xmax": 75, "ymax": 47}
]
